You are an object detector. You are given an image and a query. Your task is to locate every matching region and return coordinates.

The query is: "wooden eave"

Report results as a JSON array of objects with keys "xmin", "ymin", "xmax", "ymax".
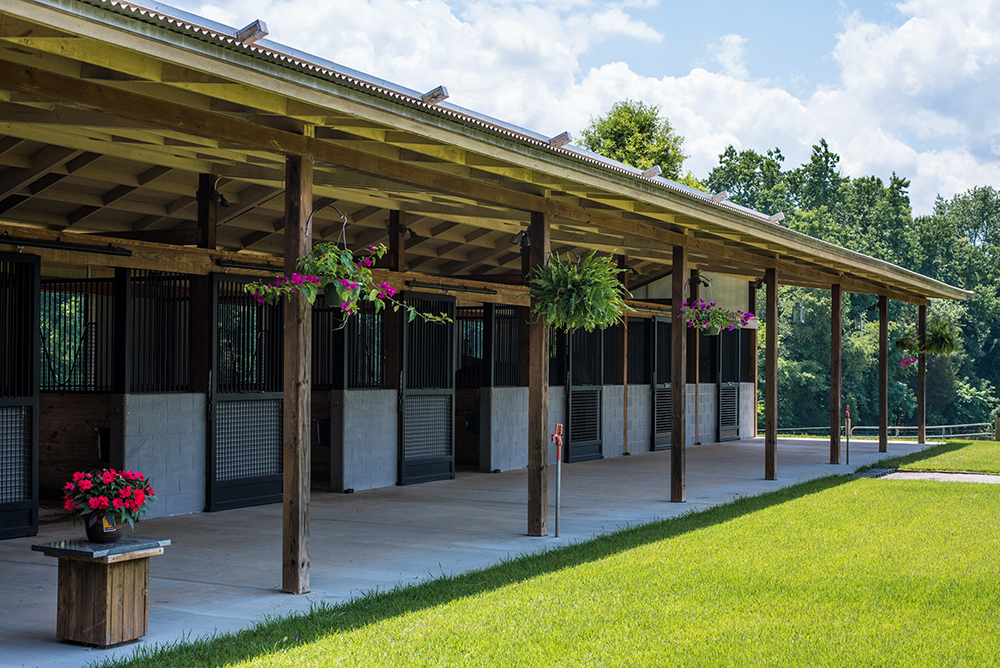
[{"xmin": 0, "ymin": 0, "xmax": 971, "ymax": 306}]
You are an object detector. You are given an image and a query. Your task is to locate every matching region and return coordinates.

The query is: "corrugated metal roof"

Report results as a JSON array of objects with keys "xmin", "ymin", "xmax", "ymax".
[{"xmin": 69, "ymin": 0, "xmax": 772, "ymax": 223}]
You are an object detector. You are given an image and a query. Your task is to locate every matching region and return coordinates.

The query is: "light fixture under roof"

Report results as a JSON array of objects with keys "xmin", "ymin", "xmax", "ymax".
[
  {"xmin": 235, "ymin": 19, "xmax": 268, "ymax": 45},
  {"xmin": 711, "ymin": 190, "xmax": 729, "ymax": 203},
  {"xmin": 421, "ymin": 85, "xmax": 449, "ymax": 105},
  {"xmin": 769, "ymin": 212, "xmax": 785, "ymax": 224},
  {"xmin": 641, "ymin": 165, "xmax": 662, "ymax": 179},
  {"xmin": 548, "ymin": 131, "xmax": 572, "ymax": 148}
]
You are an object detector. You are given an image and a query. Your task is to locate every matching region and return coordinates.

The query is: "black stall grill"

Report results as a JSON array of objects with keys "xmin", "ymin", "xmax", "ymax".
[
  {"xmin": 718, "ymin": 328, "xmax": 744, "ymax": 442},
  {"xmin": 0, "ymin": 253, "xmax": 39, "ymax": 538},
  {"xmin": 39, "ymin": 278, "xmax": 114, "ymax": 392},
  {"xmin": 399, "ymin": 293, "xmax": 455, "ymax": 485},
  {"xmin": 565, "ymin": 328, "xmax": 603, "ymax": 462},
  {"xmin": 130, "ymin": 270, "xmax": 192, "ymax": 393},
  {"xmin": 207, "ymin": 274, "xmax": 284, "ymax": 511},
  {"xmin": 651, "ymin": 317, "xmax": 672, "ymax": 450}
]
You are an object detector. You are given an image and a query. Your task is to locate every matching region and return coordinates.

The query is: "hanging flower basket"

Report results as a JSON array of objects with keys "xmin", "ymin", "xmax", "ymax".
[
  {"xmin": 244, "ymin": 242, "xmax": 450, "ymax": 325},
  {"xmin": 895, "ymin": 317, "xmax": 960, "ymax": 368},
  {"xmin": 529, "ymin": 250, "xmax": 631, "ymax": 332},
  {"xmin": 677, "ymin": 298, "xmax": 753, "ymax": 335}
]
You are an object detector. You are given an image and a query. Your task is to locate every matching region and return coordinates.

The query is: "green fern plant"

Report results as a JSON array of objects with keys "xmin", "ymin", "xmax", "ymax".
[{"xmin": 529, "ymin": 250, "xmax": 631, "ymax": 331}]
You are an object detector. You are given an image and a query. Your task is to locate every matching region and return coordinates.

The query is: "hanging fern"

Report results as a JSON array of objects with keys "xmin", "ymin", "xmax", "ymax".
[
  {"xmin": 925, "ymin": 317, "xmax": 960, "ymax": 355},
  {"xmin": 529, "ymin": 250, "xmax": 631, "ymax": 331}
]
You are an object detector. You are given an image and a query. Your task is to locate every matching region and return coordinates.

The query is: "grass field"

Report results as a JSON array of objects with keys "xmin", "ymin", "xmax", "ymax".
[
  {"xmin": 97, "ymin": 463, "xmax": 1000, "ymax": 668},
  {"xmin": 862, "ymin": 439, "xmax": 1000, "ymax": 474}
]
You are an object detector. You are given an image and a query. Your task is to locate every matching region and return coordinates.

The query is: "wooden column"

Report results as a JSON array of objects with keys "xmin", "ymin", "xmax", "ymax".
[
  {"xmin": 917, "ymin": 304, "xmax": 927, "ymax": 444},
  {"xmin": 388, "ymin": 210, "xmax": 405, "ymax": 272},
  {"xmin": 748, "ymin": 281, "xmax": 758, "ymax": 438},
  {"xmin": 830, "ymin": 284, "xmax": 842, "ymax": 464},
  {"xmin": 764, "ymin": 268, "xmax": 777, "ymax": 480},
  {"xmin": 196, "ymin": 173, "xmax": 218, "ymax": 250},
  {"xmin": 282, "ymin": 155, "xmax": 312, "ymax": 595},
  {"xmin": 687, "ymin": 270, "xmax": 700, "ymax": 444},
  {"xmin": 878, "ymin": 294, "xmax": 889, "ymax": 453},
  {"xmin": 670, "ymin": 246, "xmax": 688, "ymax": 502},
  {"xmin": 527, "ymin": 211, "xmax": 550, "ymax": 535}
]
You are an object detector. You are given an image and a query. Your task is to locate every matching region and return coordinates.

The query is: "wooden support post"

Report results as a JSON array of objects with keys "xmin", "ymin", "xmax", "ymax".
[
  {"xmin": 282, "ymin": 155, "xmax": 312, "ymax": 595},
  {"xmin": 388, "ymin": 210, "xmax": 406, "ymax": 273},
  {"xmin": 671, "ymin": 246, "xmax": 688, "ymax": 502},
  {"xmin": 527, "ymin": 211, "xmax": 550, "ymax": 535},
  {"xmin": 917, "ymin": 304, "xmax": 927, "ymax": 444},
  {"xmin": 190, "ymin": 275, "xmax": 212, "ymax": 395},
  {"xmin": 688, "ymin": 270, "xmax": 700, "ymax": 444},
  {"xmin": 765, "ymin": 268, "xmax": 777, "ymax": 480},
  {"xmin": 878, "ymin": 294, "xmax": 889, "ymax": 453},
  {"xmin": 748, "ymin": 281, "xmax": 758, "ymax": 438},
  {"xmin": 830, "ymin": 284, "xmax": 842, "ymax": 464},
  {"xmin": 197, "ymin": 173, "xmax": 218, "ymax": 250}
]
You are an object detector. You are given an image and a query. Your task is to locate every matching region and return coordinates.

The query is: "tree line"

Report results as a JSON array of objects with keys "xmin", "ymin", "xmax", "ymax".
[{"xmin": 581, "ymin": 100, "xmax": 1000, "ymax": 429}]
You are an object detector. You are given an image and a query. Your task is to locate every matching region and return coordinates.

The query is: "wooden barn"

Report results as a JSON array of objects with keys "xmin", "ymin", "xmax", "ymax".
[{"xmin": 0, "ymin": 0, "xmax": 969, "ymax": 592}]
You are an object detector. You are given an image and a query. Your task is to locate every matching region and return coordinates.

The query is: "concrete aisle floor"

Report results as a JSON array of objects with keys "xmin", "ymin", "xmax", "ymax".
[{"xmin": 0, "ymin": 437, "xmax": 928, "ymax": 668}]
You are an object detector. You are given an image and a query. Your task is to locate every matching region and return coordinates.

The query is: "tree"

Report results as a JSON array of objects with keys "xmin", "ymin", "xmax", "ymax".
[
  {"xmin": 705, "ymin": 145, "xmax": 790, "ymax": 215},
  {"xmin": 578, "ymin": 100, "xmax": 687, "ymax": 180}
]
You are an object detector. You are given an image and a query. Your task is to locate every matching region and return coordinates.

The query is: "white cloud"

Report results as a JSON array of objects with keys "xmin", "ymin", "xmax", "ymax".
[
  {"xmin": 708, "ymin": 34, "xmax": 749, "ymax": 80},
  {"xmin": 175, "ymin": 0, "xmax": 1000, "ymax": 214}
]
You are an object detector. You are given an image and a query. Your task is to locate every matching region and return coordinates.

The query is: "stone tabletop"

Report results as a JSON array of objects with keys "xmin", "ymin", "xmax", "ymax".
[{"xmin": 32, "ymin": 536, "xmax": 171, "ymax": 559}]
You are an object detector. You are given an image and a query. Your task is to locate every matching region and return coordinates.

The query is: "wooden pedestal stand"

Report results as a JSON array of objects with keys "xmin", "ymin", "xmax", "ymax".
[{"xmin": 32, "ymin": 536, "xmax": 170, "ymax": 648}]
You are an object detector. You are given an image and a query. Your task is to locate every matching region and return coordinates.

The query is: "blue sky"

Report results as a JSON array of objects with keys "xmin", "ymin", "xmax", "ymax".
[{"xmin": 176, "ymin": 0, "xmax": 1000, "ymax": 215}]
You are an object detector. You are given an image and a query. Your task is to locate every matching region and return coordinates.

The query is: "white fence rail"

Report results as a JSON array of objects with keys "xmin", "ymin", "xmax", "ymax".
[{"xmin": 773, "ymin": 422, "xmax": 996, "ymax": 440}]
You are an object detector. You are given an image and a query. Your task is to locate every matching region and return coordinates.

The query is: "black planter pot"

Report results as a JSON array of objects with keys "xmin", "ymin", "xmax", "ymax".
[{"xmin": 85, "ymin": 514, "xmax": 122, "ymax": 543}]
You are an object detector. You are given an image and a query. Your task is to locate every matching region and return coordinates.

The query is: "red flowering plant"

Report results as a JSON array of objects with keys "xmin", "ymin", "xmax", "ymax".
[
  {"xmin": 62, "ymin": 469, "xmax": 155, "ymax": 529},
  {"xmin": 244, "ymin": 242, "xmax": 449, "ymax": 325}
]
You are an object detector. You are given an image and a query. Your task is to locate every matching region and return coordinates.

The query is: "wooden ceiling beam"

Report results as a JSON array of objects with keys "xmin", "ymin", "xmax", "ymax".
[
  {"xmin": 0, "ymin": 144, "xmax": 79, "ymax": 200},
  {"xmin": 65, "ymin": 163, "xmax": 170, "ymax": 227}
]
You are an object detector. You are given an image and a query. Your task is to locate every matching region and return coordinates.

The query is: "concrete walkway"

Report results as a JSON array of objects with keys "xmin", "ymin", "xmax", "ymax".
[{"xmin": 0, "ymin": 437, "xmax": 930, "ymax": 668}]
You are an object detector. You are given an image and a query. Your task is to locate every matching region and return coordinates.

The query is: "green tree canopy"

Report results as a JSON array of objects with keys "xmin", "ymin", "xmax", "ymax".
[{"xmin": 579, "ymin": 100, "xmax": 687, "ymax": 180}]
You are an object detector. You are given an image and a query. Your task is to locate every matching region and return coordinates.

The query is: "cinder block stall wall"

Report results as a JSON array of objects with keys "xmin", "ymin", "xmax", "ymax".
[
  {"xmin": 546, "ymin": 386, "xmax": 567, "ymax": 465},
  {"xmin": 38, "ymin": 393, "xmax": 114, "ymax": 499},
  {"xmin": 329, "ymin": 389, "xmax": 398, "ymax": 492},
  {"xmin": 116, "ymin": 393, "xmax": 207, "ymax": 518},
  {"xmin": 740, "ymin": 382, "xmax": 757, "ymax": 438},
  {"xmin": 685, "ymin": 384, "xmax": 718, "ymax": 446},
  {"xmin": 602, "ymin": 385, "xmax": 625, "ymax": 457},
  {"xmin": 479, "ymin": 387, "xmax": 528, "ymax": 472}
]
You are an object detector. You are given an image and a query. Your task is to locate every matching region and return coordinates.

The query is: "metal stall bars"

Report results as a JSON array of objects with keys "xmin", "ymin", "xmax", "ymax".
[
  {"xmin": 207, "ymin": 274, "xmax": 284, "ymax": 511},
  {"xmin": 651, "ymin": 317, "xmax": 672, "ymax": 450},
  {"xmin": 0, "ymin": 252, "xmax": 40, "ymax": 538},
  {"xmin": 130, "ymin": 271, "xmax": 192, "ymax": 393},
  {"xmin": 566, "ymin": 328, "xmax": 603, "ymax": 462},
  {"xmin": 399, "ymin": 292, "xmax": 456, "ymax": 485},
  {"xmin": 39, "ymin": 277, "xmax": 115, "ymax": 392},
  {"xmin": 717, "ymin": 327, "xmax": 745, "ymax": 441}
]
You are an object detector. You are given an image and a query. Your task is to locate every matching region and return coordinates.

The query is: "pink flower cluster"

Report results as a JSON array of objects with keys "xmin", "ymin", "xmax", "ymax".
[
  {"xmin": 377, "ymin": 282, "xmax": 396, "ymax": 299},
  {"xmin": 677, "ymin": 298, "xmax": 754, "ymax": 331},
  {"xmin": 253, "ymin": 273, "xmax": 320, "ymax": 304},
  {"xmin": 63, "ymin": 468, "xmax": 155, "ymax": 525}
]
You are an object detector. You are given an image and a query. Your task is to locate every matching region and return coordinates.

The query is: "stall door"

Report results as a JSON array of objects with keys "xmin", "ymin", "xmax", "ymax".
[
  {"xmin": 566, "ymin": 328, "xmax": 603, "ymax": 462},
  {"xmin": 651, "ymin": 317, "xmax": 672, "ymax": 450},
  {"xmin": 718, "ymin": 328, "xmax": 741, "ymax": 442},
  {"xmin": 207, "ymin": 275, "xmax": 284, "ymax": 511},
  {"xmin": 0, "ymin": 253, "xmax": 39, "ymax": 538},
  {"xmin": 399, "ymin": 293, "xmax": 456, "ymax": 485}
]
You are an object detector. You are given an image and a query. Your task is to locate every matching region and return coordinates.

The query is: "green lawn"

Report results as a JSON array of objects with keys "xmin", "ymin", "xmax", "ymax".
[
  {"xmin": 862, "ymin": 439, "xmax": 1000, "ymax": 474},
  {"xmin": 99, "ymin": 472, "xmax": 1000, "ymax": 668}
]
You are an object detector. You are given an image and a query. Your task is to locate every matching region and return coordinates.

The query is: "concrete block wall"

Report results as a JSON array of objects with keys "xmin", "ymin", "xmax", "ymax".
[
  {"xmin": 601, "ymin": 385, "xmax": 624, "ymax": 457},
  {"xmin": 480, "ymin": 387, "xmax": 528, "ymax": 472},
  {"xmin": 626, "ymin": 385, "xmax": 653, "ymax": 453},
  {"xmin": 330, "ymin": 389, "xmax": 398, "ymax": 492},
  {"xmin": 118, "ymin": 393, "xmax": 206, "ymax": 518},
  {"xmin": 740, "ymin": 382, "xmax": 757, "ymax": 438},
  {"xmin": 684, "ymin": 384, "xmax": 718, "ymax": 446},
  {"xmin": 546, "ymin": 386, "xmax": 566, "ymax": 465}
]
